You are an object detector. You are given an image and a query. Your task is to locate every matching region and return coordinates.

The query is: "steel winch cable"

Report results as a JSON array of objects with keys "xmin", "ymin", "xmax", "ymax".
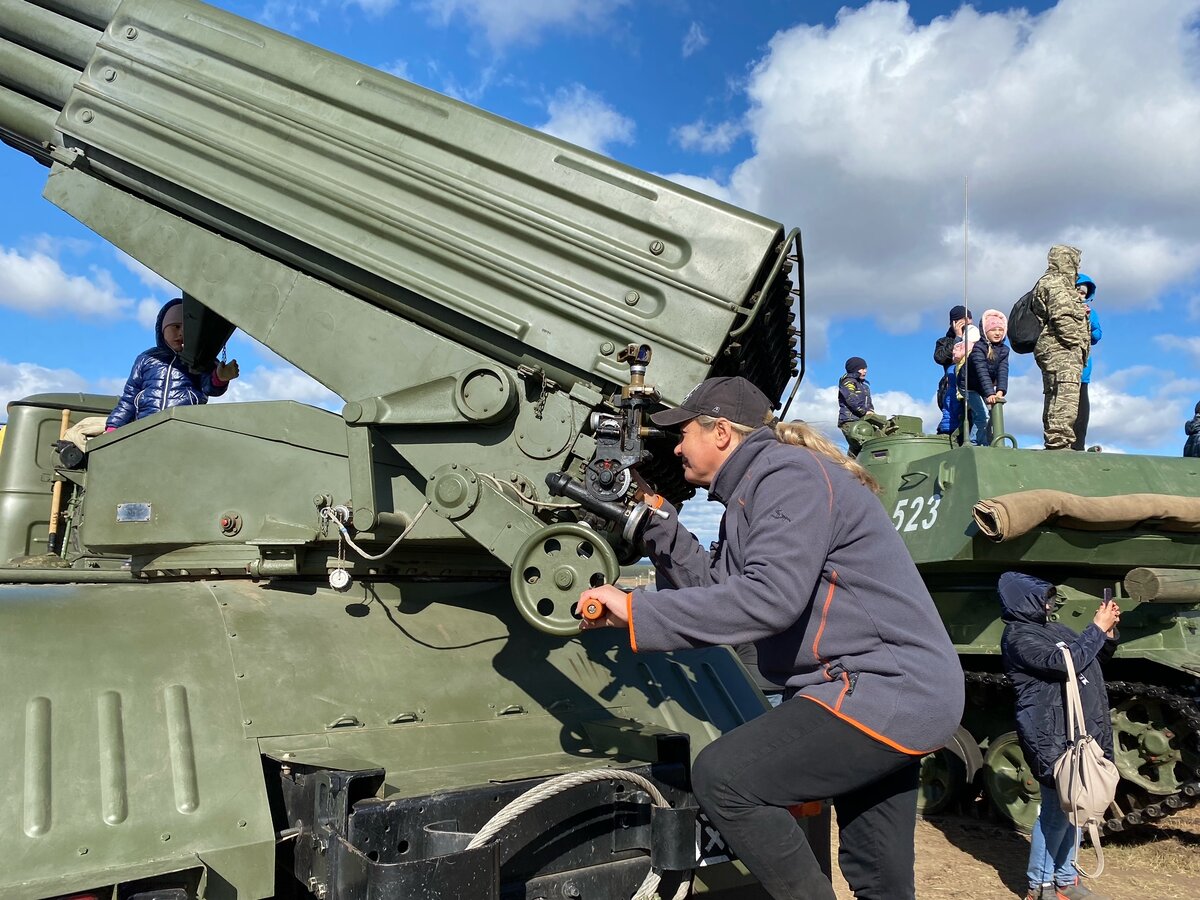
[{"xmin": 464, "ymin": 768, "xmax": 693, "ymax": 900}]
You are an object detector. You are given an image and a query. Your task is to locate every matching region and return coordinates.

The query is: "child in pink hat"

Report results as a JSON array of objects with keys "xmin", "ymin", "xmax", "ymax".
[{"xmin": 960, "ymin": 309, "xmax": 1010, "ymax": 445}]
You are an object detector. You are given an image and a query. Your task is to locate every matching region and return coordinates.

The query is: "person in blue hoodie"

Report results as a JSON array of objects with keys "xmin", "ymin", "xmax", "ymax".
[
  {"xmin": 106, "ymin": 298, "xmax": 240, "ymax": 430},
  {"xmin": 1072, "ymin": 275, "xmax": 1103, "ymax": 450},
  {"xmin": 999, "ymin": 572, "xmax": 1119, "ymax": 900},
  {"xmin": 1184, "ymin": 401, "xmax": 1200, "ymax": 458}
]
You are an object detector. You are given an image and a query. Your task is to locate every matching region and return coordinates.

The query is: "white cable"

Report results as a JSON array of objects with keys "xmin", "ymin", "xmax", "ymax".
[
  {"xmin": 479, "ymin": 472, "xmax": 582, "ymax": 510},
  {"xmin": 320, "ymin": 502, "xmax": 431, "ymax": 562},
  {"xmin": 465, "ymin": 768, "xmax": 693, "ymax": 900}
]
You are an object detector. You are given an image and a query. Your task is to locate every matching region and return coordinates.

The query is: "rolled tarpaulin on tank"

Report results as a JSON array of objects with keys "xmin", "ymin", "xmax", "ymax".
[{"xmin": 972, "ymin": 490, "xmax": 1200, "ymax": 542}]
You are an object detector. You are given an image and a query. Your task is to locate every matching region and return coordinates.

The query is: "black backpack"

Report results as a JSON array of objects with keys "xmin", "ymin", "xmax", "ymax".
[{"xmin": 1008, "ymin": 289, "xmax": 1042, "ymax": 354}]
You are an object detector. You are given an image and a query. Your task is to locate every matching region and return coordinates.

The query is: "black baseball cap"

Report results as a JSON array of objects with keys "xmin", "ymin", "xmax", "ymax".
[{"xmin": 650, "ymin": 376, "xmax": 773, "ymax": 428}]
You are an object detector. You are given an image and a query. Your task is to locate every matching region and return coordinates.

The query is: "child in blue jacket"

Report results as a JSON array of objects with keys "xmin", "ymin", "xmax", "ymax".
[
  {"xmin": 106, "ymin": 298, "xmax": 239, "ymax": 430},
  {"xmin": 960, "ymin": 309, "xmax": 1009, "ymax": 445},
  {"xmin": 1000, "ymin": 572, "xmax": 1118, "ymax": 900}
]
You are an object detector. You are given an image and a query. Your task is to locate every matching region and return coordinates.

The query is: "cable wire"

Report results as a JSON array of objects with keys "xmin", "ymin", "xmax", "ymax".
[{"xmin": 464, "ymin": 768, "xmax": 693, "ymax": 900}]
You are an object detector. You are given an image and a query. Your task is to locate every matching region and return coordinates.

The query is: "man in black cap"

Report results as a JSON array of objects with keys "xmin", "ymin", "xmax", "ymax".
[
  {"xmin": 575, "ymin": 375, "xmax": 964, "ymax": 900},
  {"xmin": 837, "ymin": 356, "xmax": 877, "ymax": 456},
  {"xmin": 935, "ymin": 306, "xmax": 971, "ymax": 434}
]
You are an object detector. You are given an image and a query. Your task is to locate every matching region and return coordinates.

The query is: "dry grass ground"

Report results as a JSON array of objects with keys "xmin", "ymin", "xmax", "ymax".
[{"xmin": 827, "ymin": 808, "xmax": 1200, "ymax": 898}]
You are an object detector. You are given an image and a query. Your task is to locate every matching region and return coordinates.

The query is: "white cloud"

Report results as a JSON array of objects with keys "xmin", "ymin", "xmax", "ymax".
[
  {"xmin": 381, "ymin": 59, "xmax": 410, "ymax": 80},
  {"xmin": 703, "ymin": 0, "xmax": 1200, "ymax": 327},
  {"xmin": 0, "ymin": 245, "xmax": 133, "ymax": 318},
  {"xmin": 418, "ymin": 0, "xmax": 632, "ymax": 49},
  {"xmin": 538, "ymin": 84, "xmax": 635, "ymax": 154},
  {"xmin": 985, "ymin": 365, "xmax": 1183, "ymax": 452},
  {"xmin": 351, "ymin": 0, "xmax": 398, "ymax": 14},
  {"xmin": 135, "ymin": 299, "xmax": 162, "ymax": 329},
  {"xmin": 219, "ymin": 365, "xmax": 342, "ymax": 410},
  {"xmin": 657, "ymin": 172, "xmax": 736, "ymax": 204},
  {"xmin": 682, "ymin": 22, "xmax": 709, "ymax": 58},
  {"xmin": 0, "ymin": 359, "xmax": 89, "ymax": 413},
  {"xmin": 256, "ymin": 2, "xmax": 321, "ymax": 32},
  {"xmin": 1157, "ymin": 334, "xmax": 1200, "ymax": 366},
  {"xmin": 673, "ymin": 118, "xmax": 744, "ymax": 154},
  {"xmin": 115, "ymin": 251, "xmax": 176, "ymax": 295},
  {"xmin": 770, "ymin": 362, "xmax": 1184, "ymax": 455}
]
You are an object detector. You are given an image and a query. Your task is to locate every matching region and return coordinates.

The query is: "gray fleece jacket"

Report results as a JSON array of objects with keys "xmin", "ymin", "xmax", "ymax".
[{"xmin": 631, "ymin": 427, "xmax": 964, "ymax": 754}]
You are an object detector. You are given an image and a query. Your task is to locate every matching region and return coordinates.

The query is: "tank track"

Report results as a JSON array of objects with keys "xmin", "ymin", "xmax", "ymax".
[{"xmin": 965, "ymin": 670, "xmax": 1200, "ymax": 833}]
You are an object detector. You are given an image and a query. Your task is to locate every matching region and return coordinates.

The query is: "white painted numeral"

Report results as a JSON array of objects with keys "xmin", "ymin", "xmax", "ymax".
[{"xmin": 891, "ymin": 495, "xmax": 941, "ymax": 531}]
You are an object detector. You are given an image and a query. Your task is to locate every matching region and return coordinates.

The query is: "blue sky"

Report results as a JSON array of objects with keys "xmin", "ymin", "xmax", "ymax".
[{"xmin": 3, "ymin": 0, "xmax": 1200, "ymax": 543}]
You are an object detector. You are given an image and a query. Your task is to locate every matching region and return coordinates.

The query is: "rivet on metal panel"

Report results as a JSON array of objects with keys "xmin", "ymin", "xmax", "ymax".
[
  {"xmin": 102, "ymin": 68, "xmax": 117, "ymax": 83},
  {"xmin": 649, "ymin": 240, "xmax": 665, "ymax": 256},
  {"xmin": 160, "ymin": 832, "xmax": 171, "ymax": 841},
  {"xmin": 77, "ymin": 847, "xmax": 88, "ymax": 856},
  {"xmin": 238, "ymin": 820, "xmax": 248, "ymax": 828},
  {"xmin": 624, "ymin": 291, "xmax": 640, "ymax": 306},
  {"xmin": 702, "ymin": 354, "xmax": 713, "ymax": 363},
  {"xmin": 236, "ymin": 672, "xmax": 245, "ymax": 678},
  {"xmin": 600, "ymin": 341, "xmax": 615, "ymax": 355},
  {"xmin": 124, "ymin": 26, "xmax": 138, "ymax": 40},
  {"xmin": 80, "ymin": 110, "xmax": 94, "ymax": 124},
  {"xmin": 243, "ymin": 719, "xmax": 253, "ymax": 726}
]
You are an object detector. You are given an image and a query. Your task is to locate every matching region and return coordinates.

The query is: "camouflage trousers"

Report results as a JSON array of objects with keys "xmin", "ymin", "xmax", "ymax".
[{"xmin": 1041, "ymin": 369, "xmax": 1081, "ymax": 450}]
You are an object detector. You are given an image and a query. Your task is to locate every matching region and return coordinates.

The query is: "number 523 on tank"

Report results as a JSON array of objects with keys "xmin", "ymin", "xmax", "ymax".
[{"xmin": 891, "ymin": 494, "xmax": 942, "ymax": 532}]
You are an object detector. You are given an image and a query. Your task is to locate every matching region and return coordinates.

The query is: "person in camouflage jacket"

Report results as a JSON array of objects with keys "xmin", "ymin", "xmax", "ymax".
[{"xmin": 1032, "ymin": 245, "xmax": 1088, "ymax": 450}]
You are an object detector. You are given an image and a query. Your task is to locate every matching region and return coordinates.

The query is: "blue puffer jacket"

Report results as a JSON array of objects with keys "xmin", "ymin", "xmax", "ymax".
[
  {"xmin": 999, "ymin": 572, "xmax": 1116, "ymax": 786},
  {"xmin": 106, "ymin": 299, "xmax": 229, "ymax": 429},
  {"xmin": 960, "ymin": 339, "xmax": 1009, "ymax": 397},
  {"xmin": 1076, "ymin": 274, "xmax": 1102, "ymax": 383}
]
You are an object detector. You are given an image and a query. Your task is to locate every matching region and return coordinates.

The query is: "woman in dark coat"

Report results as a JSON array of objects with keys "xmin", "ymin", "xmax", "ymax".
[{"xmin": 999, "ymin": 572, "xmax": 1119, "ymax": 900}]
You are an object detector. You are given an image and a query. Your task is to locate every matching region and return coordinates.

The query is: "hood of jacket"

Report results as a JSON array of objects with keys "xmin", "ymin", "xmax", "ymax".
[
  {"xmin": 1076, "ymin": 272, "xmax": 1096, "ymax": 300},
  {"xmin": 154, "ymin": 298, "xmax": 184, "ymax": 353},
  {"xmin": 999, "ymin": 571, "xmax": 1055, "ymax": 625},
  {"xmin": 1045, "ymin": 245, "xmax": 1081, "ymax": 282}
]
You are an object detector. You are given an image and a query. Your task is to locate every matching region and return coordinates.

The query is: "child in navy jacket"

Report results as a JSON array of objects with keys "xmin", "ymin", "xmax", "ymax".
[
  {"xmin": 960, "ymin": 308, "xmax": 1010, "ymax": 445},
  {"xmin": 106, "ymin": 298, "xmax": 240, "ymax": 430}
]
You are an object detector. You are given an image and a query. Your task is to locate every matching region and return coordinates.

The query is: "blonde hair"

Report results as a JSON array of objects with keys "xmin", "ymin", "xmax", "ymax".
[{"xmin": 693, "ymin": 415, "xmax": 880, "ymax": 492}]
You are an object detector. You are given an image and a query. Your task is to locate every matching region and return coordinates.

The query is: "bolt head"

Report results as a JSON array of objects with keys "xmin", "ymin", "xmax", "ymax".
[{"xmin": 649, "ymin": 240, "xmax": 665, "ymax": 255}]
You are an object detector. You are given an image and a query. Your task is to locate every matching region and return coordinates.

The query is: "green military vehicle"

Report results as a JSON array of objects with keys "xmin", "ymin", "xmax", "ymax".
[
  {"xmin": 0, "ymin": 1, "xmax": 808, "ymax": 897},
  {"xmin": 853, "ymin": 411, "xmax": 1200, "ymax": 832}
]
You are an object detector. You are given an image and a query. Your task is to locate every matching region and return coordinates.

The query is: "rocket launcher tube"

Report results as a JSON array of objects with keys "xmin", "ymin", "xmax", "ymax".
[{"xmin": 0, "ymin": 0, "xmax": 797, "ymax": 409}]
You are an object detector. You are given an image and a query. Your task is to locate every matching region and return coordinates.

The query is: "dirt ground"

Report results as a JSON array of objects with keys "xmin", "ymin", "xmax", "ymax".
[{"xmin": 826, "ymin": 807, "xmax": 1200, "ymax": 898}]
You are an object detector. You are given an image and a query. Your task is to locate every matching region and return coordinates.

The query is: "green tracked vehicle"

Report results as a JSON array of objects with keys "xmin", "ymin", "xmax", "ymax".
[
  {"xmin": 0, "ymin": 1, "xmax": 813, "ymax": 898},
  {"xmin": 852, "ymin": 410, "xmax": 1200, "ymax": 833}
]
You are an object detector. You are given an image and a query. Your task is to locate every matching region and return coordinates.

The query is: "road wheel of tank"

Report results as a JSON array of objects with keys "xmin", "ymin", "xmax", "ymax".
[
  {"xmin": 917, "ymin": 727, "xmax": 982, "ymax": 817},
  {"xmin": 982, "ymin": 731, "xmax": 1041, "ymax": 833},
  {"xmin": 510, "ymin": 523, "xmax": 619, "ymax": 636},
  {"xmin": 917, "ymin": 748, "xmax": 965, "ymax": 817},
  {"xmin": 1110, "ymin": 693, "xmax": 1200, "ymax": 796}
]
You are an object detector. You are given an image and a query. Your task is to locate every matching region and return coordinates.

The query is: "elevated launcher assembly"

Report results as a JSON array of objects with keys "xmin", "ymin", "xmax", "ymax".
[{"xmin": 0, "ymin": 0, "xmax": 803, "ymax": 632}]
